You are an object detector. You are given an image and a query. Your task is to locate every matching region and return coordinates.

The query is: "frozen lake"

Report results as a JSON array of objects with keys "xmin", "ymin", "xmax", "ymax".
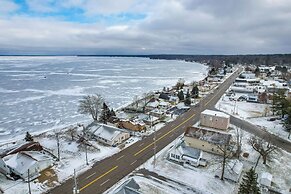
[{"xmin": 0, "ymin": 56, "xmax": 208, "ymax": 142}]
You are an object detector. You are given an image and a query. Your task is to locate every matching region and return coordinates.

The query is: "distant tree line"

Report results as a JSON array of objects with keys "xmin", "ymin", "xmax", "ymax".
[{"xmin": 148, "ymin": 54, "xmax": 291, "ymax": 67}]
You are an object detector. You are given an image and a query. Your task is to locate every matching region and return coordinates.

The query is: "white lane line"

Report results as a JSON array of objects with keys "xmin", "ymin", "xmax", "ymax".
[
  {"xmin": 130, "ymin": 160, "xmax": 137, "ymax": 165},
  {"xmin": 157, "ymin": 132, "xmax": 162, "ymax": 136},
  {"xmin": 100, "ymin": 179, "xmax": 110, "ymax": 186},
  {"xmin": 139, "ymin": 143, "xmax": 144, "ymax": 147},
  {"xmin": 85, "ymin": 172, "xmax": 96, "ymax": 180},
  {"xmin": 116, "ymin": 155, "xmax": 125, "ymax": 161}
]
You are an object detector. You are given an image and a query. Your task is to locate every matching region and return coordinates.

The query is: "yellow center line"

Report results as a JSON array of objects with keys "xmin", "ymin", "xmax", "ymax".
[
  {"xmin": 134, "ymin": 113, "xmax": 196, "ymax": 156},
  {"xmin": 80, "ymin": 165, "xmax": 118, "ymax": 192}
]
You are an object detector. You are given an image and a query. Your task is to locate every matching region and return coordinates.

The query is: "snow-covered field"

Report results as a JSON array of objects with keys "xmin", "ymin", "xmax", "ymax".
[{"xmin": 0, "ymin": 56, "xmax": 208, "ymax": 143}]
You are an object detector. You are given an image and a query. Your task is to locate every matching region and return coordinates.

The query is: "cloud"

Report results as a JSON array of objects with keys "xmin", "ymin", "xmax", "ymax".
[
  {"xmin": 0, "ymin": 0, "xmax": 19, "ymax": 15},
  {"xmin": 0, "ymin": 0, "xmax": 291, "ymax": 54}
]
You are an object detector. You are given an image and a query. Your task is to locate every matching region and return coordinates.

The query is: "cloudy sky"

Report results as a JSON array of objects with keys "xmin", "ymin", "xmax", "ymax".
[{"xmin": 0, "ymin": 0, "xmax": 291, "ymax": 55}]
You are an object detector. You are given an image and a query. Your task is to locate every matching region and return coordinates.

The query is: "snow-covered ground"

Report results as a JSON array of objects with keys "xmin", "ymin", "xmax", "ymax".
[
  {"xmin": 107, "ymin": 88, "xmax": 291, "ymax": 194},
  {"xmin": 0, "ymin": 56, "xmax": 208, "ymax": 143},
  {"xmin": 0, "ymin": 124, "xmax": 142, "ymax": 194}
]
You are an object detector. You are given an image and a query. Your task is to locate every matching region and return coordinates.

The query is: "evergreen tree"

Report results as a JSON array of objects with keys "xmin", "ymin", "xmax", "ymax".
[
  {"xmin": 99, "ymin": 102, "xmax": 110, "ymax": 124},
  {"xmin": 254, "ymin": 66, "xmax": 260, "ymax": 77},
  {"xmin": 238, "ymin": 168, "xmax": 261, "ymax": 194},
  {"xmin": 191, "ymin": 85, "xmax": 199, "ymax": 98},
  {"xmin": 25, "ymin": 132, "xmax": 34, "ymax": 142},
  {"xmin": 177, "ymin": 90, "xmax": 184, "ymax": 101}
]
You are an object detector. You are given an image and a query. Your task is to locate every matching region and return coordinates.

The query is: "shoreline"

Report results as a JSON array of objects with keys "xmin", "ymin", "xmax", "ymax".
[{"xmin": 0, "ymin": 58, "xmax": 208, "ymax": 145}]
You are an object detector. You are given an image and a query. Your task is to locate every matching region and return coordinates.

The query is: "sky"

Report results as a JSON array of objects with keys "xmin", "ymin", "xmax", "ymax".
[{"xmin": 0, "ymin": 0, "xmax": 291, "ymax": 55}]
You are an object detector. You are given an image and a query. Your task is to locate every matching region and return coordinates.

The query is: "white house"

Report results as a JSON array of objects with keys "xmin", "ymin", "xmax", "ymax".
[
  {"xmin": 3, "ymin": 151, "xmax": 53, "ymax": 181},
  {"xmin": 200, "ymin": 109, "xmax": 230, "ymax": 131},
  {"xmin": 88, "ymin": 123, "xmax": 130, "ymax": 146},
  {"xmin": 168, "ymin": 141, "xmax": 207, "ymax": 167}
]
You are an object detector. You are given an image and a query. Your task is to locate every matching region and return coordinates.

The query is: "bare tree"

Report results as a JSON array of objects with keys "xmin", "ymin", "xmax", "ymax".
[
  {"xmin": 132, "ymin": 95, "xmax": 140, "ymax": 112},
  {"xmin": 78, "ymin": 94, "xmax": 104, "ymax": 121},
  {"xmin": 142, "ymin": 92, "xmax": 154, "ymax": 113},
  {"xmin": 218, "ymin": 143, "xmax": 234, "ymax": 180},
  {"xmin": 248, "ymin": 136, "xmax": 276, "ymax": 165},
  {"xmin": 235, "ymin": 127, "xmax": 244, "ymax": 159}
]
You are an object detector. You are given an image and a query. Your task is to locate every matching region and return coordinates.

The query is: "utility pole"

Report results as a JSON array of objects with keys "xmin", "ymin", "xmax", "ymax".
[
  {"xmin": 85, "ymin": 142, "xmax": 89, "ymax": 165},
  {"xmin": 27, "ymin": 169, "xmax": 31, "ymax": 194},
  {"xmin": 73, "ymin": 169, "xmax": 79, "ymax": 194},
  {"xmin": 56, "ymin": 133, "xmax": 60, "ymax": 161}
]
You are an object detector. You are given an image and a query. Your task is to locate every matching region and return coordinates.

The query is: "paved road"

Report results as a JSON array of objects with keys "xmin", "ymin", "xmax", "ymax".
[
  {"xmin": 229, "ymin": 115, "xmax": 291, "ymax": 153},
  {"xmin": 47, "ymin": 68, "xmax": 243, "ymax": 194}
]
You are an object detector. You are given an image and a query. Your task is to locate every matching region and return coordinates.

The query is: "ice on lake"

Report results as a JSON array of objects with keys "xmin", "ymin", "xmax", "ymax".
[{"xmin": 0, "ymin": 56, "xmax": 208, "ymax": 142}]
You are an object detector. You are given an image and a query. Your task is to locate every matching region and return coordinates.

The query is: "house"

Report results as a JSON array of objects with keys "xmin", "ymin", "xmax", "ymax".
[
  {"xmin": 149, "ymin": 108, "xmax": 166, "ymax": 118},
  {"xmin": 260, "ymin": 172, "xmax": 272, "ymax": 187},
  {"xmin": 114, "ymin": 178, "xmax": 141, "ymax": 194},
  {"xmin": 3, "ymin": 151, "xmax": 53, "ymax": 181},
  {"xmin": 137, "ymin": 114, "xmax": 159, "ymax": 126},
  {"xmin": 215, "ymin": 159, "xmax": 243, "ymax": 182},
  {"xmin": 159, "ymin": 93, "xmax": 170, "ymax": 101},
  {"xmin": 247, "ymin": 95, "xmax": 259, "ymax": 103},
  {"xmin": 168, "ymin": 141, "xmax": 207, "ymax": 167},
  {"xmin": 0, "ymin": 141, "xmax": 43, "ymax": 158},
  {"xmin": 145, "ymin": 100, "xmax": 159, "ymax": 111},
  {"xmin": 117, "ymin": 120, "xmax": 146, "ymax": 132},
  {"xmin": 88, "ymin": 123, "xmax": 130, "ymax": 146},
  {"xmin": 0, "ymin": 158, "xmax": 9, "ymax": 176},
  {"xmin": 200, "ymin": 109, "xmax": 230, "ymax": 131},
  {"xmin": 159, "ymin": 101, "xmax": 170, "ymax": 109},
  {"xmin": 184, "ymin": 127, "xmax": 232, "ymax": 156}
]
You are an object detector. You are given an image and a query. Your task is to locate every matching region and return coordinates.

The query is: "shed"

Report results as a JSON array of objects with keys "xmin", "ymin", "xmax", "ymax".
[{"xmin": 260, "ymin": 172, "xmax": 272, "ymax": 187}]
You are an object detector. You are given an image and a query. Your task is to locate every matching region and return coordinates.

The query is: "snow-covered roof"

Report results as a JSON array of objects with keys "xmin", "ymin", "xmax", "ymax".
[
  {"xmin": 146, "ymin": 101, "xmax": 159, "ymax": 108},
  {"xmin": 201, "ymin": 109, "xmax": 230, "ymax": 119},
  {"xmin": 115, "ymin": 178, "xmax": 141, "ymax": 194},
  {"xmin": 159, "ymin": 101, "xmax": 169, "ymax": 106},
  {"xmin": 4, "ymin": 152, "xmax": 37, "ymax": 174},
  {"xmin": 261, "ymin": 172, "xmax": 272, "ymax": 181},
  {"xmin": 3, "ymin": 151, "xmax": 52, "ymax": 175},
  {"xmin": 89, "ymin": 124, "xmax": 128, "ymax": 142},
  {"xmin": 261, "ymin": 80, "xmax": 288, "ymax": 89},
  {"xmin": 215, "ymin": 159, "xmax": 243, "ymax": 182}
]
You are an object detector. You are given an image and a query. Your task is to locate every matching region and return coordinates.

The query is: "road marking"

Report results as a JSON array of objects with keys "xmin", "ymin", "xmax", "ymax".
[
  {"xmin": 79, "ymin": 166, "xmax": 118, "ymax": 191},
  {"xmin": 100, "ymin": 179, "xmax": 110, "ymax": 186},
  {"xmin": 116, "ymin": 155, "xmax": 124, "ymax": 161},
  {"xmin": 130, "ymin": 160, "xmax": 137, "ymax": 165},
  {"xmin": 134, "ymin": 113, "xmax": 196, "ymax": 156},
  {"xmin": 157, "ymin": 132, "xmax": 162, "ymax": 136},
  {"xmin": 85, "ymin": 172, "xmax": 96, "ymax": 180},
  {"xmin": 139, "ymin": 143, "xmax": 144, "ymax": 147},
  {"xmin": 170, "ymin": 134, "xmax": 174, "ymax": 137}
]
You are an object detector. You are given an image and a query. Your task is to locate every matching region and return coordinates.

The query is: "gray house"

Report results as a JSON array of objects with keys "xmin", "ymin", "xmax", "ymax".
[{"xmin": 114, "ymin": 178, "xmax": 141, "ymax": 194}]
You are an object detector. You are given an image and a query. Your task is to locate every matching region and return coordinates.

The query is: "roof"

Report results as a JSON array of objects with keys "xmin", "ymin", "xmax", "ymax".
[
  {"xmin": 89, "ymin": 124, "xmax": 128, "ymax": 142},
  {"xmin": 261, "ymin": 172, "xmax": 273, "ymax": 181},
  {"xmin": 4, "ymin": 151, "xmax": 52, "ymax": 175},
  {"xmin": 201, "ymin": 109, "xmax": 230, "ymax": 119},
  {"xmin": 170, "ymin": 141, "xmax": 201, "ymax": 159},
  {"xmin": 5, "ymin": 152, "xmax": 37, "ymax": 174},
  {"xmin": 185, "ymin": 127, "xmax": 231, "ymax": 145},
  {"xmin": 215, "ymin": 159, "xmax": 243, "ymax": 182},
  {"xmin": 115, "ymin": 178, "xmax": 141, "ymax": 194}
]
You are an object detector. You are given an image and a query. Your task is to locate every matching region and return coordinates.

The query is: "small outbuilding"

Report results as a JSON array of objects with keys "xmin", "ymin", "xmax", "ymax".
[{"xmin": 260, "ymin": 172, "xmax": 272, "ymax": 187}]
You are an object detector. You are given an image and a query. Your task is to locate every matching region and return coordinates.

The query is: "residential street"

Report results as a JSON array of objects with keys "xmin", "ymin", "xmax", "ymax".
[{"xmin": 47, "ymin": 67, "xmax": 244, "ymax": 194}]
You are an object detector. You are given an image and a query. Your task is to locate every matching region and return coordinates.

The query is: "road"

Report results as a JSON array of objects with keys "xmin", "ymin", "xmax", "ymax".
[
  {"xmin": 48, "ymin": 67, "xmax": 242, "ymax": 194},
  {"xmin": 229, "ymin": 115, "xmax": 291, "ymax": 153}
]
